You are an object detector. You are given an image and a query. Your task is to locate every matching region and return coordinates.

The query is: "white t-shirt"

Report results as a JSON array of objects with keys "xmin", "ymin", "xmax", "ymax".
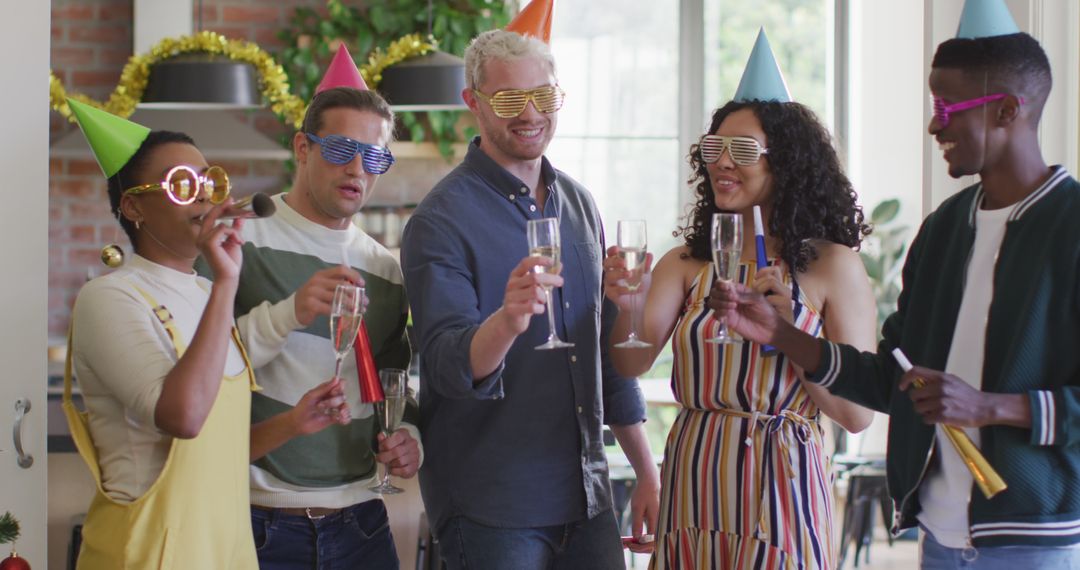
[
  {"xmin": 72, "ymin": 254, "xmax": 246, "ymax": 502},
  {"xmin": 917, "ymin": 201, "xmax": 1012, "ymax": 548}
]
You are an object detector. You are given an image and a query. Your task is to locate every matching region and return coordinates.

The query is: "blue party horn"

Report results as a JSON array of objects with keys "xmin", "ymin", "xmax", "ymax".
[{"xmin": 754, "ymin": 206, "xmax": 778, "ymax": 356}]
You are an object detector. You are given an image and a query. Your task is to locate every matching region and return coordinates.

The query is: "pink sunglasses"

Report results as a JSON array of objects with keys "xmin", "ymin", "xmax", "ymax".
[{"xmin": 932, "ymin": 94, "xmax": 1024, "ymax": 128}]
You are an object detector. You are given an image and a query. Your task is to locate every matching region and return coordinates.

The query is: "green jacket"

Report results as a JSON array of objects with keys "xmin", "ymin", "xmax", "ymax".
[{"xmin": 810, "ymin": 167, "xmax": 1080, "ymax": 547}]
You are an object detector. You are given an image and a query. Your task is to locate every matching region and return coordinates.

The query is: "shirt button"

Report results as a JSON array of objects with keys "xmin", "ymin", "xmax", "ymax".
[
  {"xmin": 577, "ymin": 405, "xmax": 583, "ymax": 414},
  {"xmin": 509, "ymin": 194, "xmax": 516, "ymax": 201},
  {"xmin": 529, "ymin": 204, "xmax": 537, "ymax": 212},
  {"xmin": 564, "ymin": 302, "xmax": 570, "ymax": 309},
  {"xmin": 520, "ymin": 186, "xmax": 528, "ymax": 195},
  {"xmin": 571, "ymin": 355, "xmax": 578, "ymax": 363}
]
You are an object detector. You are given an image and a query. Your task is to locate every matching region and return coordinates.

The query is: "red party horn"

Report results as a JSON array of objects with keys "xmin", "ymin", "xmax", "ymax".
[{"xmin": 354, "ymin": 321, "xmax": 384, "ymax": 403}]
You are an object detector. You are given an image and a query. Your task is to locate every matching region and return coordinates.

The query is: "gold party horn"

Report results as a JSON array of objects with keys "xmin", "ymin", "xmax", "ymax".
[{"xmin": 892, "ymin": 348, "xmax": 1007, "ymax": 499}]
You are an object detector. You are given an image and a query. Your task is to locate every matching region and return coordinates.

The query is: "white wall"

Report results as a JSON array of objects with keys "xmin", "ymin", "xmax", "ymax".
[
  {"xmin": 0, "ymin": 0, "xmax": 50, "ymax": 566},
  {"xmin": 846, "ymin": 1, "xmax": 927, "ymax": 235}
]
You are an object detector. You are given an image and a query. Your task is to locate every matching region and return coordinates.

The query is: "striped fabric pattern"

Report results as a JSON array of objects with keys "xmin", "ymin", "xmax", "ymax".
[
  {"xmin": 1032, "ymin": 390, "xmax": 1057, "ymax": 446},
  {"xmin": 971, "ymin": 517, "xmax": 1080, "ymax": 539},
  {"xmin": 652, "ymin": 262, "xmax": 835, "ymax": 570},
  {"xmin": 965, "ymin": 166, "xmax": 1069, "ymax": 226}
]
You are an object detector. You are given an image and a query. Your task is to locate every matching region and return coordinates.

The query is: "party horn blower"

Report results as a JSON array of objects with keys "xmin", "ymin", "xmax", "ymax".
[
  {"xmin": 753, "ymin": 206, "xmax": 778, "ymax": 356},
  {"xmin": 892, "ymin": 348, "xmax": 1006, "ymax": 499},
  {"xmin": 354, "ymin": 322, "xmax": 384, "ymax": 403}
]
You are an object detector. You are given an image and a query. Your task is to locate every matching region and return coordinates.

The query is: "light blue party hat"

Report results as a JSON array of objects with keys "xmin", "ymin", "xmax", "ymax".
[
  {"xmin": 956, "ymin": 0, "xmax": 1020, "ymax": 39},
  {"xmin": 733, "ymin": 28, "xmax": 791, "ymax": 103}
]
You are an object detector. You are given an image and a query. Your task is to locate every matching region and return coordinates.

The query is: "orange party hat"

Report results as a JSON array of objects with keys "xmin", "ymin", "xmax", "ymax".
[{"xmin": 506, "ymin": 0, "xmax": 554, "ymax": 44}]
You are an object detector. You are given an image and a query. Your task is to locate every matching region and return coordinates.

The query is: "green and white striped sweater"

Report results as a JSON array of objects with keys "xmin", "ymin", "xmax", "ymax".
[{"xmin": 200, "ymin": 193, "xmax": 416, "ymax": 509}]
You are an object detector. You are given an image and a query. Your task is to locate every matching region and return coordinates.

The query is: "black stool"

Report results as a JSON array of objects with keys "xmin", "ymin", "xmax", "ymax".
[{"xmin": 838, "ymin": 462, "xmax": 893, "ymax": 568}]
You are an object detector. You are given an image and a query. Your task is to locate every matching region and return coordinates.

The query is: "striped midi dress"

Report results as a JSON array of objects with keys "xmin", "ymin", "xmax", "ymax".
[{"xmin": 651, "ymin": 263, "xmax": 835, "ymax": 570}]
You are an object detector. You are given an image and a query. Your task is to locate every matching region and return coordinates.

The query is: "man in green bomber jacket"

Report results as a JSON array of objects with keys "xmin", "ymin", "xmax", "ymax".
[{"xmin": 708, "ymin": 6, "xmax": 1080, "ymax": 569}]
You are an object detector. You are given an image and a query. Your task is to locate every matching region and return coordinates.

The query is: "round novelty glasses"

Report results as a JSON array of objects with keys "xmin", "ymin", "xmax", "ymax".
[{"xmin": 124, "ymin": 165, "xmax": 230, "ymax": 205}]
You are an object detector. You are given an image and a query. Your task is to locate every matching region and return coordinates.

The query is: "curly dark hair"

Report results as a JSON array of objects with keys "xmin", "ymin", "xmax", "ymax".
[{"xmin": 676, "ymin": 100, "xmax": 870, "ymax": 273}]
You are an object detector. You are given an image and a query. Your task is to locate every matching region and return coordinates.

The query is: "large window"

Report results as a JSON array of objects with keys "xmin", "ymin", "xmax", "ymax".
[
  {"xmin": 704, "ymin": 0, "xmax": 833, "ymax": 124},
  {"xmin": 547, "ymin": 0, "xmax": 681, "ymax": 258}
]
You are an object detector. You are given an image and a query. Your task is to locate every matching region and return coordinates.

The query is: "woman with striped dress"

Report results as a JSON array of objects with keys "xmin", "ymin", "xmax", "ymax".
[{"xmin": 604, "ymin": 98, "xmax": 877, "ymax": 569}]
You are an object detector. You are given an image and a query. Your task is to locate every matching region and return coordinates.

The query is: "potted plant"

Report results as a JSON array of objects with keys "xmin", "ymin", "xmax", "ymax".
[{"xmin": 859, "ymin": 199, "xmax": 909, "ymax": 335}]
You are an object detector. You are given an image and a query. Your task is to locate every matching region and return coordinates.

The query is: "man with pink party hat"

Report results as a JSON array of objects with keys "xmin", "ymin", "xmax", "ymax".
[
  {"xmin": 198, "ymin": 44, "xmax": 420, "ymax": 568},
  {"xmin": 712, "ymin": 0, "xmax": 1080, "ymax": 567},
  {"xmin": 401, "ymin": 1, "xmax": 660, "ymax": 568}
]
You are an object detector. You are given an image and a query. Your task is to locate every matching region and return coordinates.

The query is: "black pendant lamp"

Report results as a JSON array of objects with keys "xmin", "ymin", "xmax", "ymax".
[
  {"xmin": 139, "ymin": 0, "xmax": 261, "ymax": 110},
  {"xmin": 141, "ymin": 53, "xmax": 261, "ymax": 110},
  {"xmin": 377, "ymin": 0, "xmax": 468, "ymax": 111},
  {"xmin": 379, "ymin": 50, "xmax": 468, "ymax": 111}
]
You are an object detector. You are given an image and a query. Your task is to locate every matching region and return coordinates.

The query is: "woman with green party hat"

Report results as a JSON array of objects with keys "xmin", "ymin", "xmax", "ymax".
[
  {"xmin": 61, "ymin": 99, "xmax": 275, "ymax": 568},
  {"xmin": 602, "ymin": 30, "xmax": 876, "ymax": 569}
]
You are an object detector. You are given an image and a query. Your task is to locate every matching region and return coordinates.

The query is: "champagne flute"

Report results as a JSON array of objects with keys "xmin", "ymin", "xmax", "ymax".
[
  {"xmin": 330, "ymin": 283, "xmax": 364, "ymax": 380},
  {"xmin": 527, "ymin": 218, "xmax": 575, "ymax": 350},
  {"xmin": 707, "ymin": 213, "xmax": 743, "ymax": 344},
  {"xmin": 370, "ymin": 368, "xmax": 407, "ymax": 495},
  {"xmin": 614, "ymin": 219, "xmax": 652, "ymax": 348}
]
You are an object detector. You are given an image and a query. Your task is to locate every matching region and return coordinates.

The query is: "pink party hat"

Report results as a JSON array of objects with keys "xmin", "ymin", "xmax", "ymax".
[{"xmin": 315, "ymin": 44, "xmax": 369, "ymax": 94}]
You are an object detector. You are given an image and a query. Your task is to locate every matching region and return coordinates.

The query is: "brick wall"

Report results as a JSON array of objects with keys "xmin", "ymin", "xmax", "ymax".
[{"xmin": 49, "ymin": 0, "xmax": 321, "ymax": 338}]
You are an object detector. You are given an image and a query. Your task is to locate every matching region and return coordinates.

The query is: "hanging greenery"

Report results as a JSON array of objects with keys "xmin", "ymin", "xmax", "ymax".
[
  {"xmin": 0, "ymin": 512, "xmax": 19, "ymax": 545},
  {"xmin": 277, "ymin": 0, "xmax": 513, "ymax": 160}
]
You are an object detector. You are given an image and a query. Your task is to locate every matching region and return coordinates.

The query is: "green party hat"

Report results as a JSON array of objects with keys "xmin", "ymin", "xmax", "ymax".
[
  {"xmin": 956, "ymin": 0, "xmax": 1020, "ymax": 39},
  {"xmin": 733, "ymin": 28, "xmax": 792, "ymax": 103},
  {"xmin": 66, "ymin": 98, "xmax": 151, "ymax": 178}
]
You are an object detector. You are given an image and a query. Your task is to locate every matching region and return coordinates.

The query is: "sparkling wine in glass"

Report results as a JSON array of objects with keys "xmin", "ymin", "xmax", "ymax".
[
  {"xmin": 615, "ymin": 219, "xmax": 651, "ymax": 349},
  {"xmin": 330, "ymin": 284, "xmax": 365, "ymax": 380},
  {"xmin": 708, "ymin": 213, "xmax": 744, "ymax": 344},
  {"xmin": 370, "ymin": 368, "xmax": 407, "ymax": 495},
  {"xmin": 527, "ymin": 218, "xmax": 575, "ymax": 350}
]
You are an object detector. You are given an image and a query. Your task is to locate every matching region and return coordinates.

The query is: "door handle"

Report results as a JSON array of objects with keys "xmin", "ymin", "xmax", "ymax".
[{"xmin": 13, "ymin": 398, "xmax": 32, "ymax": 468}]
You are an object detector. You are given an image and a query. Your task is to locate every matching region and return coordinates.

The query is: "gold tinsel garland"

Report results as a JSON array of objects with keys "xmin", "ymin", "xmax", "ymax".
[
  {"xmin": 50, "ymin": 31, "xmax": 437, "ymax": 130},
  {"xmin": 360, "ymin": 33, "xmax": 436, "ymax": 88},
  {"xmin": 50, "ymin": 31, "xmax": 306, "ymax": 128}
]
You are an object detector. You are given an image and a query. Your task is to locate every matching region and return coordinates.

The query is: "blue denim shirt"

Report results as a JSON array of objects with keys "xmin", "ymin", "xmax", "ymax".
[{"xmin": 401, "ymin": 139, "xmax": 646, "ymax": 531}]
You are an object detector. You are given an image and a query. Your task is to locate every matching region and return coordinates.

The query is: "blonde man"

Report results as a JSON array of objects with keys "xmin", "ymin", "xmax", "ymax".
[{"xmin": 402, "ymin": 29, "xmax": 660, "ymax": 569}]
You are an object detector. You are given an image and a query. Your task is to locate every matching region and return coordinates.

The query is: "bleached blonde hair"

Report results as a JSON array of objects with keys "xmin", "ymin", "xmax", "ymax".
[{"xmin": 464, "ymin": 29, "xmax": 557, "ymax": 91}]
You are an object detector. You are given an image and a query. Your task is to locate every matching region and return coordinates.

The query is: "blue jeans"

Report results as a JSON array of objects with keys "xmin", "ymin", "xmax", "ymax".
[
  {"xmin": 437, "ymin": 509, "xmax": 625, "ymax": 570},
  {"xmin": 251, "ymin": 500, "xmax": 399, "ymax": 570},
  {"xmin": 921, "ymin": 527, "xmax": 1080, "ymax": 569}
]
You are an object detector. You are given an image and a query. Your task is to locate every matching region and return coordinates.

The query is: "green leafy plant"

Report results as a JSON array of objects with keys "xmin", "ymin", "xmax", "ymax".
[
  {"xmin": 276, "ymin": 0, "xmax": 511, "ymax": 160},
  {"xmin": 0, "ymin": 511, "xmax": 19, "ymax": 545},
  {"xmin": 860, "ymin": 199, "xmax": 909, "ymax": 336}
]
